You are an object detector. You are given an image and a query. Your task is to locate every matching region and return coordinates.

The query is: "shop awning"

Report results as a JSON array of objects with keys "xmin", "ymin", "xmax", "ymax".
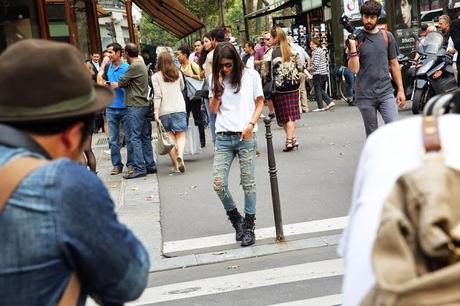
[
  {"xmin": 133, "ymin": 0, "xmax": 204, "ymax": 38},
  {"xmin": 245, "ymin": 0, "xmax": 297, "ymax": 20}
]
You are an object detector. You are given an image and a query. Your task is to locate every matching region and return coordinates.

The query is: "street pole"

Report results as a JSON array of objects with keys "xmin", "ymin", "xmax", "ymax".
[
  {"xmin": 241, "ymin": 0, "xmax": 250, "ymax": 42},
  {"xmin": 264, "ymin": 117, "xmax": 285, "ymax": 242}
]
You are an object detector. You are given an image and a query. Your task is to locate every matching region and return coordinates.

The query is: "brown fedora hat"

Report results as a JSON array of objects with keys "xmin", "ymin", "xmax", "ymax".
[{"xmin": 0, "ymin": 39, "xmax": 113, "ymax": 122}]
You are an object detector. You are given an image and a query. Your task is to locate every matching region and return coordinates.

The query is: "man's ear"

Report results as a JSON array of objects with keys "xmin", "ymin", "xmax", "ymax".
[{"xmin": 61, "ymin": 122, "xmax": 84, "ymax": 152}]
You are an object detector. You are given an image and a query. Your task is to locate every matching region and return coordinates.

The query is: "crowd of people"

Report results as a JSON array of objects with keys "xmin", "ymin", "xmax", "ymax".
[{"xmin": 5, "ymin": 0, "xmax": 460, "ymax": 305}]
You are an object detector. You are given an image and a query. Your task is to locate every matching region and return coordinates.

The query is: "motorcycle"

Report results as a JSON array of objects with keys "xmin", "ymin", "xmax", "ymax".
[
  {"xmin": 412, "ymin": 32, "xmax": 457, "ymax": 114},
  {"xmin": 394, "ymin": 53, "xmax": 417, "ymax": 101}
]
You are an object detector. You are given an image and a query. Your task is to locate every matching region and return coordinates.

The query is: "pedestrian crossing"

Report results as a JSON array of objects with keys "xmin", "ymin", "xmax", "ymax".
[
  {"xmin": 87, "ymin": 217, "xmax": 347, "ymax": 306},
  {"xmin": 127, "ymin": 258, "xmax": 343, "ymax": 305},
  {"xmin": 269, "ymin": 294, "xmax": 342, "ymax": 306},
  {"xmin": 163, "ymin": 216, "xmax": 348, "ymax": 255}
]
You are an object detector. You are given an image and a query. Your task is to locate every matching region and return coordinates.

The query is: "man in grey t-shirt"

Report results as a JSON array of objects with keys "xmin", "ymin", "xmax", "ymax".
[{"xmin": 348, "ymin": 0, "xmax": 406, "ymax": 136}]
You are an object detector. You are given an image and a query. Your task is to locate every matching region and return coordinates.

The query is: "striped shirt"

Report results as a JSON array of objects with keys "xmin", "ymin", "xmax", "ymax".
[{"xmin": 311, "ymin": 48, "xmax": 329, "ymax": 76}]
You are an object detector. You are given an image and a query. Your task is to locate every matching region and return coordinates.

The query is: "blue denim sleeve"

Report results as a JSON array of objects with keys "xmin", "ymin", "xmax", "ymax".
[{"xmin": 54, "ymin": 160, "xmax": 150, "ymax": 303}]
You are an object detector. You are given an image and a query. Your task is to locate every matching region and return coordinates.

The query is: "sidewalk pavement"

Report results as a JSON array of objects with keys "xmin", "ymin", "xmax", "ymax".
[{"xmin": 92, "ymin": 133, "xmax": 163, "ymax": 264}]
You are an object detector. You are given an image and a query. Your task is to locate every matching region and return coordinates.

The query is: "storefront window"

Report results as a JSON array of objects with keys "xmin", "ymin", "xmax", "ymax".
[
  {"xmin": 46, "ymin": 1, "xmax": 70, "ymax": 42},
  {"xmin": 0, "ymin": 0, "xmax": 41, "ymax": 52}
]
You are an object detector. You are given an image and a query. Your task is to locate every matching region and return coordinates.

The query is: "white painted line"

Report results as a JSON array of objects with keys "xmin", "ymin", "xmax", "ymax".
[
  {"xmin": 163, "ymin": 216, "xmax": 348, "ymax": 254},
  {"xmin": 269, "ymin": 294, "xmax": 342, "ymax": 306},
  {"xmin": 127, "ymin": 258, "xmax": 344, "ymax": 305}
]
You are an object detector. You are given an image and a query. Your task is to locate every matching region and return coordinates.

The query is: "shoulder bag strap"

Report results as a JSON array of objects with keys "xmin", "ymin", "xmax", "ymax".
[
  {"xmin": 0, "ymin": 156, "xmax": 80, "ymax": 306},
  {"xmin": 0, "ymin": 156, "xmax": 48, "ymax": 210}
]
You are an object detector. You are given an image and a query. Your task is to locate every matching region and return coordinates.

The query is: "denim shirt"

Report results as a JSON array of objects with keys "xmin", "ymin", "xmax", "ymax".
[{"xmin": 0, "ymin": 145, "xmax": 150, "ymax": 306}]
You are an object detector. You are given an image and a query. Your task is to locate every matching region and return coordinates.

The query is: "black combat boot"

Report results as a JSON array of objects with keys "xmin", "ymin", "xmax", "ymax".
[
  {"xmin": 241, "ymin": 214, "xmax": 256, "ymax": 247},
  {"xmin": 226, "ymin": 208, "xmax": 244, "ymax": 241}
]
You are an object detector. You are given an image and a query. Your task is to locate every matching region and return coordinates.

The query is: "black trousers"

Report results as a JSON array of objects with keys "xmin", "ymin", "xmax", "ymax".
[
  {"xmin": 313, "ymin": 74, "xmax": 332, "ymax": 109},
  {"xmin": 457, "ymin": 60, "xmax": 460, "ymax": 87},
  {"xmin": 186, "ymin": 98, "xmax": 206, "ymax": 146}
]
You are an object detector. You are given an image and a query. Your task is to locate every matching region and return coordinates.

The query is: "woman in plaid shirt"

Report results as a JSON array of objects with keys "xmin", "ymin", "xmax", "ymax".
[{"xmin": 310, "ymin": 38, "xmax": 334, "ymax": 111}]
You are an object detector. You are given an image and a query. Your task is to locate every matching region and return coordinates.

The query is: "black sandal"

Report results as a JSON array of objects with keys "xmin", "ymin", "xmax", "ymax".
[
  {"xmin": 292, "ymin": 137, "xmax": 299, "ymax": 150},
  {"xmin": 283, "ymin": 139, "xmax": 293, "ymax": 152}
]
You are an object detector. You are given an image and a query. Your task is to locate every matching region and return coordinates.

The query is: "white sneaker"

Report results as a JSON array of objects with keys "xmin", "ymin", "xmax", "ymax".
[
  {"xmin": 260, "ymin": 113, "xmax": 266, "ymax": 118},
  {"xmin": 103, "ymin": 149, "xmax": 111, "ymax": 155},
  {"xmin": 312, "ymin": 108, "xmax": 324, "ymax": 112},
  {"xmin": 325, "ymin": 101, "xmax": 335, "ymax": 110}
]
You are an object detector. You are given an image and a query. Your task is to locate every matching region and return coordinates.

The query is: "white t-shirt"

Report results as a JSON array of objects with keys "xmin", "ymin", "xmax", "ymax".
[
  {"xmin": 209, "ymin": 68, "xmax": 263, "ymax": 133},
  {"xmin": 246, "ymin": 56, "xmax": 255, "ymax": 70},
  {"xmin": 338, "ymin": 114, "xmax": 460, "ymax": 306},
  {"xmin": 448, "ymin": 37, "xmax": 458, "ymax": 62}
]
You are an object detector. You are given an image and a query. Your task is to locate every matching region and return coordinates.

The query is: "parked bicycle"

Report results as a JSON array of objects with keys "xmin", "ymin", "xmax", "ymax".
[{"xmin": 336, "ymin": 65, "xmax": 355, "ymax": 105}]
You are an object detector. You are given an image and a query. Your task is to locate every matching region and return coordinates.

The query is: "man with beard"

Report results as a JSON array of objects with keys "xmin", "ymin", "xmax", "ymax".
[{"xmin": 348, "ymin": 0, "xmax": 405, "ymax": 136}]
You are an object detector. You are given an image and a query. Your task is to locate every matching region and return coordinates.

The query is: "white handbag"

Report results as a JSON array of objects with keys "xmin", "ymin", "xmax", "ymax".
[{"xmin": 156, "ymin": 122, "xmax": 175, "ymax": 155}]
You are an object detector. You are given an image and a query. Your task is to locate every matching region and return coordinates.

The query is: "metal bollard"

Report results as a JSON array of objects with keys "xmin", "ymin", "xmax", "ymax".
[{"xmin": 264, "ymin": 117, "xmax": 285, "ymax": 242}]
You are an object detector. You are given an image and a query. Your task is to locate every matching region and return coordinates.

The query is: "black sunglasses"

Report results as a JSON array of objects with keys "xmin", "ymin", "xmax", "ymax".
[{"xmin": 220, "ymin": 62, "xmax": 234, "ymax": 69}]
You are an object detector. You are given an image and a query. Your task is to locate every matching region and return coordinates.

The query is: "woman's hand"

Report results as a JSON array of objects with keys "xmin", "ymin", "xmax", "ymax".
[{"xmin": 240, "ymin": 123, "xmax": 254, "ymax": 141}]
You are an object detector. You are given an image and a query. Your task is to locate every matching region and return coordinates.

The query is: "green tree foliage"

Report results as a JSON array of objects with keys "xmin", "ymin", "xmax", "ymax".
[{"xmin": 139, "ymin": 14, "xmax": 178, "ymax": 47}]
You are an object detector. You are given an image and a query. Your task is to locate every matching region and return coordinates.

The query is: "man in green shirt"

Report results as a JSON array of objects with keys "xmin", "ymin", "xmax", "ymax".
[{"xmin": 112, "ymin": 43, "xmax": 156, "ymax": 179}]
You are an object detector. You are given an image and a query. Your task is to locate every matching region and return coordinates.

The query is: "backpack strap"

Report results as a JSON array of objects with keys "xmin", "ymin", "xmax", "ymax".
[
  {"xmin": 190, "ymin": 62, "xmax": 198, "ymax": 77},
  {"xmin": 382, "ymin": 29, "xmax": 389, "ymax": 46},
  {"xmin": 0, "ymin": 156, "xmax": 80, "ymax": 306}
]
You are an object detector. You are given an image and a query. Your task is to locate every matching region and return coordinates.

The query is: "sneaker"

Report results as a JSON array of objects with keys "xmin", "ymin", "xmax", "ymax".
[
  {"xmin": 324, "ymin": 101, "xmax": 335, "ymax": 110},
  {"xmin": 146, "ymin": 167, "xmax": 157, "ymax": 174},
  {"xmin": 312, "ymin": 108, "xmax": 324, "ymax": 112},
  {"xmin": 110, "ymin": 167, "xmax": 123, "ymax": 175},
  {"xmin": 123, "ymin": 171, "xmax": 147, "ymax": 179},
  {"xmin": 103, "ymin": 149, "xmax": 111, "ymax": 155},
  {"xmin": 260, "ymin": 113, "xmax": 266, "ymax": 118},
  {"xmin": 125, "ymin": 166, "xmax": 134, "ymax": 174}
]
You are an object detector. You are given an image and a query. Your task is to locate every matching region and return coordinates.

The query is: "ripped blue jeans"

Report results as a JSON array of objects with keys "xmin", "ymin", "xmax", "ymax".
[{"xmin": 213, "ymin": 132, "xmax": 257, "ymax": 215}]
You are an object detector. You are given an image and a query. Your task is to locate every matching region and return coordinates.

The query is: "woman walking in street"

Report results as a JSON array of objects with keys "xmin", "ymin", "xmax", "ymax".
[
  {"xmin": 270, "ymin": 27, "xmax": 303, "ymax": 152},
  {"xmin": 310, "ymin": 37, "xmax": 334, "ymax": 111},
  {"xmin": 153, "ymin": 52, "xmax": 187, "ymax": 173},
  {"xmin": 209, "ymin": 42, "xmax": 264, "ymax": 247}
]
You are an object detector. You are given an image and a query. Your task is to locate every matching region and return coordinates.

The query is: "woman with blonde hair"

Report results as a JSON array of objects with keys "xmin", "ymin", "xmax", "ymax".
[
  {"xmin": 270, "ymin": 27, "xmax": 303, "ymax": 151},
  {"xmin": 153, "ymin": 52, "xmax": 187, "ymax": 173}
]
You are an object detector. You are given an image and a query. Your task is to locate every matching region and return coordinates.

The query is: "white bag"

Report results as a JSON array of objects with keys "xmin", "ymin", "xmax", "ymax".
[{"xmin": 184, "ymin": 126, "xmax": 202, "ymax": 155}]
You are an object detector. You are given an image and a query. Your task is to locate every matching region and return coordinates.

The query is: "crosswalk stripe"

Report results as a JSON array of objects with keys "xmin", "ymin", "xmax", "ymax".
[
  {"xmin": 163, "ymin": 216, "xmax": 348, "ymax": 254},
  {"xmin": 269, "ymin": 294, "xmax": 342, "ymax": 306},
  {"xmin": 127, "ymin": 258, "xmax": 343, "ymax": 305}
]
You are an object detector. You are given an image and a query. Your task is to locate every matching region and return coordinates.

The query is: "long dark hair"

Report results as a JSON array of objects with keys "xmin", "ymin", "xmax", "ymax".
[
  {"xmin": 212, "ymin": 42, "xmax": 245, "ymax": 98},
  {"xmin": 198, "ymin": 33, "xmax": 211, "ymax": 68},
  {"xmin": 156, "ymin": 51, "xmax": 179, "ymax": 82}
]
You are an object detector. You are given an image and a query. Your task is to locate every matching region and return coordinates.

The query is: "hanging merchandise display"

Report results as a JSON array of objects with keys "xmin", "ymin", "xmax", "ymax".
[{"xmin": 291, "ymin": 25, "xmax": 308, "ymax": 49}]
